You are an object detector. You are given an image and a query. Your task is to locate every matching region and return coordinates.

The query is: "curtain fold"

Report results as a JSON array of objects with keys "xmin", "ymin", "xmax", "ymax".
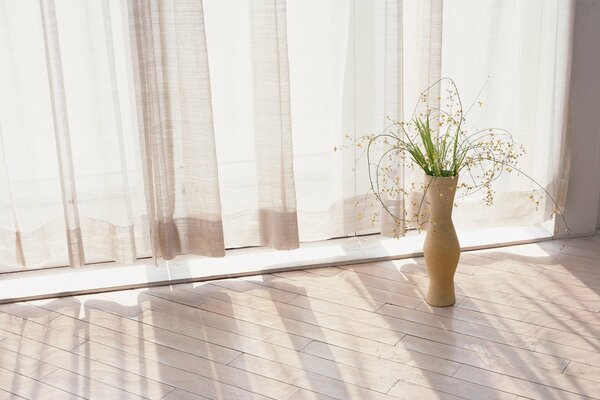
[
  {"xmin": 39, "ymin": 0, "xmax": 85, "ymax": 267},
  {"xmin": 249, "ymin": 0, "xmax": 299, "ymax": 249},
  {"xmin": 551, "ymin": 0, "xmax": 576, "ymax": 236},
  {"xmin": 379, "ymin": 0, "xmax": 444, "ymax": 236},
  {"xmin": 100, "ymin": 0, "xmax": 137, "ymax": 264},
  {"xmin": 0, "ymin": 122, "xmax": 25, "ymax": 267},
  {"xmin": 127, "ymin": 0, "xmax": 225, "ymax": 259}
]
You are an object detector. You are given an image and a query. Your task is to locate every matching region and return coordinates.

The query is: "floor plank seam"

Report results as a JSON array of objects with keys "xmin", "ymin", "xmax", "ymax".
[
  {"xmin": 226, "ymin": 352, "xmax": 245, "ymax": 366},
  {"xmin": 284, "ymin": 387, "xmax": 302, "ymax": 400},
  {"xmin": 158, "ymin": 387, "xmax": 178, "ymax": 400},
  {"xmin": 383, "ymin": 378, "xmax": 401, "ymax": 395},
  {"xmin": 373, "ymin": 301, "xmax": 389, "ymax": 313},
  {"xmin": 132, "ymin": 289, "xmax": 204, "ymax": 310},
  {"xmin": 297, "ymin": 339, "xmax": 314, "ymax": 352},
  {"xmin": 392, "ymin": 333, "xmax": 406, "ymax": 346},
  {"xmin": 560, "ymin": 359, "xmax": 571, "ymax": 373},
  {"xmin": 284, "ymin": 293, "xmax": 301, "ymax": 304},
  {"xmin": 32, "ymin": 365, "xmax": 59, "ymax": 383},
  {"xmin": 67, "ymin": 338, "xmax": 88, "ymax": 353},
  {"xmin": 41, "ymin": 312, "xmax": 63, "ymax": 325}
]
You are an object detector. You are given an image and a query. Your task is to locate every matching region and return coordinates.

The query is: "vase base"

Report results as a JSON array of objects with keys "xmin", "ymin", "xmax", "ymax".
[{"xmin": 425, "ymin": 295, "xmax": 456, "ymax": 308}]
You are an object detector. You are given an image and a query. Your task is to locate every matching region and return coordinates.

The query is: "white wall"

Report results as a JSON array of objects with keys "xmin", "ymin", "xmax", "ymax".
[{"xmin": 562, "ymin": 0, "xmax": 600, "ymax": 236}]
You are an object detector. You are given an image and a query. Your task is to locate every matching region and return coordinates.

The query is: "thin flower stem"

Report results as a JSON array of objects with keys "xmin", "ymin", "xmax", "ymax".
[{"xmin": 345, "ymin": 77, "xmax": 567, "ymax": 234}]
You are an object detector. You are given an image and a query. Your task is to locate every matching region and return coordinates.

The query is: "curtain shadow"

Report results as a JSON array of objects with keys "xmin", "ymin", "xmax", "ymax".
[{"xmin": 175, "ymin": 274, "xmax": 368, "ymax": 399}]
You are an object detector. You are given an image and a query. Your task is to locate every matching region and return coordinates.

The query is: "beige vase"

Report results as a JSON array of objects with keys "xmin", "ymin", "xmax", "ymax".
[{"xmin": 423, "ymin": 175, "xmax": 460, "ymax": 307}]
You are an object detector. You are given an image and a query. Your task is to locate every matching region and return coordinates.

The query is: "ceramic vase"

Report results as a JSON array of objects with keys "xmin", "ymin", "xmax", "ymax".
[{"xmin": 423, "ymin": 175, "xmax": 460, "ymax": 307}]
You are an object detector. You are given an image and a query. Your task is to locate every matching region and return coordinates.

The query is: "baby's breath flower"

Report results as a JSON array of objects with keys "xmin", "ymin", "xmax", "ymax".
[{"xmin": 338, "ymin": 77, "xmax": 567, "ymax": 233}]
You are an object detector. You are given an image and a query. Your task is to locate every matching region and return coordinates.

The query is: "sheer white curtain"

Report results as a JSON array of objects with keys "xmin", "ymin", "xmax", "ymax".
[
  {"xmin": 1, "ymin": 0, "xmax": 150, "ymax": 269},
  {"xmin": 288, "ymin": 0, "xmax": 574, "ymax": 237},
  {"xmin": 0, "ymin": 0, "xmax": 573, "ymax": 272},
  {"xmin": 204, "ymin": 0, "xmax": 299, "ymax": 250},
  {"xmin": 287, "ymin": 0, "xmax": 446, "ymax": 240},
  {"xmin": 442, "ymin": 0, "xmax": 573, "ymax": 230}
]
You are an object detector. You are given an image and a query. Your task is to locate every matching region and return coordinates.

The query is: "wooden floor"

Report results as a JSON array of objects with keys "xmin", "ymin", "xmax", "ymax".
[{"xmin": 0, "ymin": 236, "xmax": 599, "ymax": 400}]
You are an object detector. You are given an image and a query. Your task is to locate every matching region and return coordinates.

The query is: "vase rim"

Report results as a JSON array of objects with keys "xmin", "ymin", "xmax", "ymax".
[{"xmin": 425, "ymin": 174, "xmax": 458, "ymax": 179}]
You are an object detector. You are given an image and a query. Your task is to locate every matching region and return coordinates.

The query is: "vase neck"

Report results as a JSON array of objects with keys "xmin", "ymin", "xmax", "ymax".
[{"xmin": 425, "ymin": 176, "xmax": 458, "ymax": 221}]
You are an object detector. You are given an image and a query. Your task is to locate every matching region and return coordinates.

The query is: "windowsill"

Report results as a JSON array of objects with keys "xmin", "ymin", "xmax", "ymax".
[{"xmin": 0, "ymin": 224, "xmax": 555, "ymax": 304}]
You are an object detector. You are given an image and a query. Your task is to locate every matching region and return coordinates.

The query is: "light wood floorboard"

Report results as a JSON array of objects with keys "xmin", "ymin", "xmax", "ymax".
[{"xmin": 0, "ymin": 236, "xmax": 599, "ymax": 399}]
